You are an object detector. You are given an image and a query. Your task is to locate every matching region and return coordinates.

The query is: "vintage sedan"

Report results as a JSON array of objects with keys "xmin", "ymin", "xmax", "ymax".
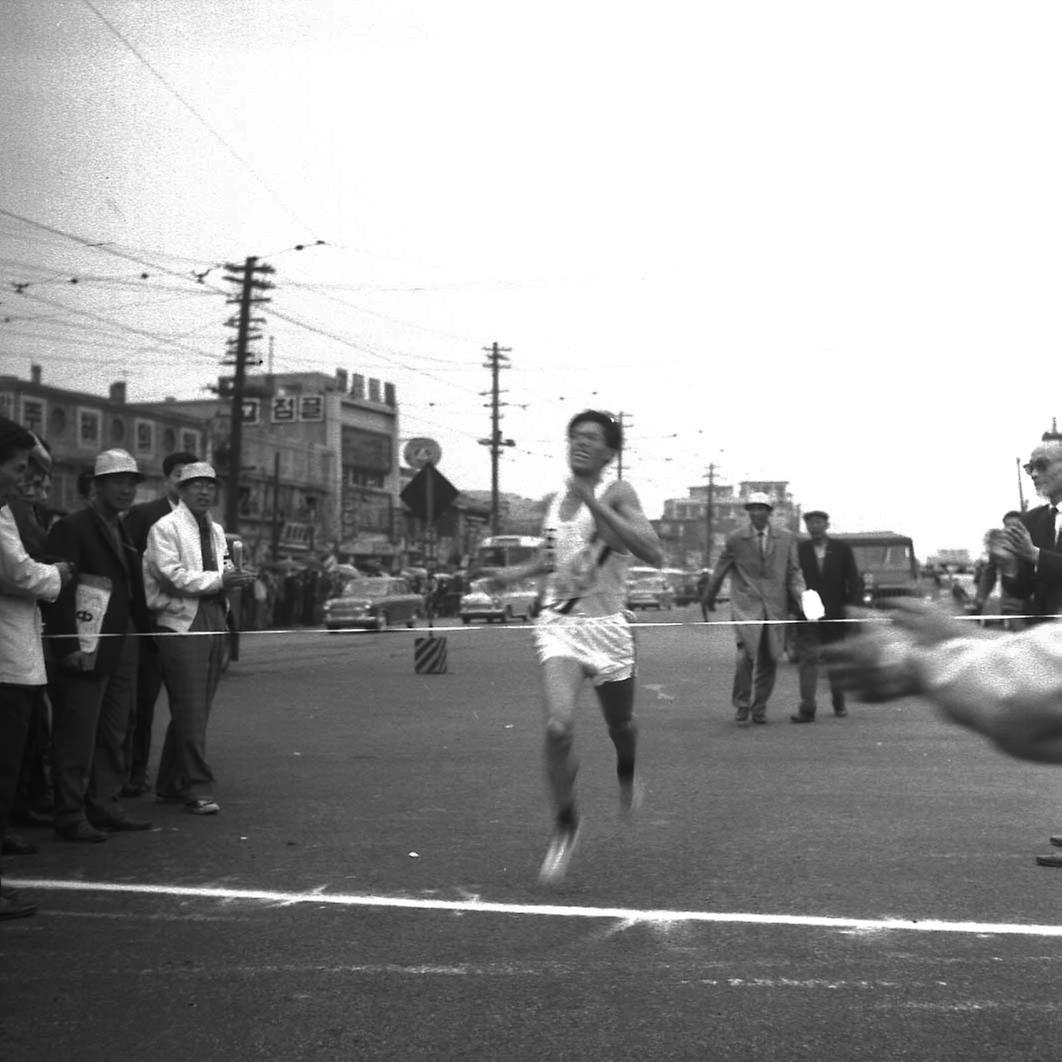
[
  {"xmin": 322, "ymin": 576, "xmax": 423, "ymax": 631},
  {"xmin": 626, "ymin": 574, "xmax": 675, "ymax": 611},
  {"xmin": 459, "ymin": 578, "xmax": 538, "ymax": 623}
]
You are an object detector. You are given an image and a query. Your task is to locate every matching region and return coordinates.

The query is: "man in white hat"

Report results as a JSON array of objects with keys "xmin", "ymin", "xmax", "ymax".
[
  {"xmin": 701, "ymin": 491, "xmax": 805, "ymax": 725},
  {"xmin": 43, "ymin": 449, "xmax": 154, "ymax": 840},
  {"xmin": 143, "ymin": 462, "xmax": 254, "ymax": 815}
]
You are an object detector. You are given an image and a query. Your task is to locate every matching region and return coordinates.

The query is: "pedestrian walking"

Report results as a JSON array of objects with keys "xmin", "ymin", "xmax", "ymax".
[
  {"xmin": 701, "ymin": 492, "xmax": 805, "ymax": 725},
  {"xmin": 790, "ymin": 509, "xmax": 861, "ymax": 723}
]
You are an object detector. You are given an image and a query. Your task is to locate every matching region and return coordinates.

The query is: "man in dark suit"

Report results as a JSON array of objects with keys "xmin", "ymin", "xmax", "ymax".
[
  {"xmin": 1000, "ymin": 443, "xmax": 1062, "ymax": 868},
  {"xmin": 1001, "ymin": 444, "xmax": 1062, "ymax": 622},
  {"xmin": 43, "ymin": 449, "xmax": 154, "ymax": 841},
  {"xmin": 120, "ymin": 450, "xmax": 197, "ymax": 795},
  {"xmin": 791, "ymin": 509, "xmax": 861, "ymax": 723}
]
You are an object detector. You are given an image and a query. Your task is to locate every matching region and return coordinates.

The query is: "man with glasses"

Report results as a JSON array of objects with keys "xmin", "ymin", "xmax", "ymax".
[
  {"xmin": 1001, "ymin": 445, "xmax": 1062, "ymax": 625},
  {"xmin": 983, "ymin": 442, "xmax": 1062, "ymax": 867},
  {"xmin": 143, "ymin": 463, "xmax": 254, "ymax": 815}
]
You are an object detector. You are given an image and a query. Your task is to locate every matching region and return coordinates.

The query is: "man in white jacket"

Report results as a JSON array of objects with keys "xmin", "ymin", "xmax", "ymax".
[
  {"xmin": 0, "ymin": 418, "xmax": 72, "ymax": 920},
  {"xmin": 143, "ymin": 463, "xmax": 253, "ymax": 815}
]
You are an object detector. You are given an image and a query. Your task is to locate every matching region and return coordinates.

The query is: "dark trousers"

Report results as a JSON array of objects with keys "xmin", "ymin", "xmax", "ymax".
[
  {"xmin": 732, "ymin": 629, "xmax": 778, "ymax": 719},
  {"xmin": 156, "ymin": 602, "xmax": 227, "ymax": 802},
  {"xmin": 795, "ymin": 622, "xmax": 845, "ymax": 715},
  {"xmin": 14, "ymin": 688, "xmax": 52, "ymax": 813},
  {"xmin": 50, "ymin": 632, "xmax": 139, "ymax": 828},
  {"xmin": 125, "ymin": 643, "xmax": 163, "ymax": 786},
  {"xmin": 1, "ymin": 685, "xmax": 38, "ymax": 881}
]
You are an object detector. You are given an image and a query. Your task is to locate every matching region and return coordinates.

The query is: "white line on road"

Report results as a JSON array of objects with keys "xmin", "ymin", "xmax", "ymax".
[{"xmin": 8, "ymin": 877, "xmax": 1062, "ymax": 938}]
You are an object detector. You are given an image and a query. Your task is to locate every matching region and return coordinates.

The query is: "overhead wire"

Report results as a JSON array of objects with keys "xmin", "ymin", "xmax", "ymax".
[{"xmin": 80, "ymin": 0, "xmax": 322, "ymax": 238}]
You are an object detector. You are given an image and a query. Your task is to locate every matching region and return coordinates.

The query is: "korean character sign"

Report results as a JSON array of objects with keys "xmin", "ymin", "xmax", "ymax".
[{"xmin": 271, "ymin": 396, "xmax": 296, "ymax": 424}]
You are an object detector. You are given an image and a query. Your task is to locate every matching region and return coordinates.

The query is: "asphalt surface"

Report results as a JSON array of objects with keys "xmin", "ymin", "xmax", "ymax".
[{"xmin": 3, "ymin": 607, "xmax": 1062, "ymax": 1061}]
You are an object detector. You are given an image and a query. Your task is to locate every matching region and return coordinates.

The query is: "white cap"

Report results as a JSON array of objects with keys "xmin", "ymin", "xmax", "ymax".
[
  {"xmin": 94, "ymin": 449, "xmax": 144, "ymax": 479},
  {"xmin": 176, "ymin": 461, "xmax": 218, "ymax": 484},
  {"xmin": 744, "ymin": 491, "xmax": 774, "ymax": 510}
]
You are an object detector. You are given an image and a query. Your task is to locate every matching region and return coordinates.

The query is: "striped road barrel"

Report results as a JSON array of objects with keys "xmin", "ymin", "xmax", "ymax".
[{"xmin": 414, "ymin": 636, "xmax": 448, "ymax": 674}]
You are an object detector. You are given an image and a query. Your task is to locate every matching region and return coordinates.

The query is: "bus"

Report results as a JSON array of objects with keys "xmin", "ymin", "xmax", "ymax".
[{"xmin": 470, "ymin": 535, "xmax": 544, "ymax": 576}]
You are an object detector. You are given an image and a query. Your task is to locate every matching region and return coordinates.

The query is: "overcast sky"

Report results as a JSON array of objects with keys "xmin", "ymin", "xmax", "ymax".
[{"xmin": 3, "ymin": 0, "xmax": 1061, "ymax": 558}]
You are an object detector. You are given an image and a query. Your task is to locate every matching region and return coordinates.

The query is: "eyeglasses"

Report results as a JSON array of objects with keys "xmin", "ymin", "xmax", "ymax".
[{"xmin": 1024, "ymin": 459, "xmax": 1055, "ymax": 475}]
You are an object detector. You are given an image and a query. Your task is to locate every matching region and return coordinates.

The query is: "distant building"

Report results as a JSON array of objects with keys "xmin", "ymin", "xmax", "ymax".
[
  {"xmin": 139, "ymin": 369, "xmax": 402, "ymax": 567},
  {"xmin": 652, "ymin": 479, "xmax": 800, "ymax": 569},
  {"xmin": 0, "ymin": 365, "xmax": 205, "ymax": 516}
]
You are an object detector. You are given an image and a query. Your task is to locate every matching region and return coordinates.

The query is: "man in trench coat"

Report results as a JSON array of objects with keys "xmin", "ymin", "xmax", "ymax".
[{"xmin": 702, "ymin": 492, "xmax": 806, "ymax": 724}]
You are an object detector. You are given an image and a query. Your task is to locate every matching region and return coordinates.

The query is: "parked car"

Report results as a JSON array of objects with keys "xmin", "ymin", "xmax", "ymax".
[
  {"xmin": 322, "ymin": 576, "xmax": 423, "ymax": 631},
  {"xmin": 459, "ymin": 578, "xmax": 538, "ymax": 623},
  {"xmin": 626, "ymin": 574, "xmax": 675, "ymax": 611}
]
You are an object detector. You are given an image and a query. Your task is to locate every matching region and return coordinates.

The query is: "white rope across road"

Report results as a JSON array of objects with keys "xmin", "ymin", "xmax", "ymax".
[{"xmin": 35, "ymin": 610, "xmax": 1013, "ymax": 639}]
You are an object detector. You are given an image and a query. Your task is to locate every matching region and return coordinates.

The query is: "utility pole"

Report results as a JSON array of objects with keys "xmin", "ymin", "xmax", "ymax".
[
  {"xmin": 221, "ymin": 256, "xmax": 274, "ymax": 533},
  {"xmin": 478, "ymin": 341, "xmax": 514, "ymax": 535},
  {"xmin": 703, "ymin": 463, "xmax": 716, "ymax": 567}
]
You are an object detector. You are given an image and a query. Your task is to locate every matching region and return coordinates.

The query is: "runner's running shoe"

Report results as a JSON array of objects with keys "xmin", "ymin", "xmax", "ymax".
[{"xmin": 538, "ymin": 820, "xmax": 582, "ymax": 884}]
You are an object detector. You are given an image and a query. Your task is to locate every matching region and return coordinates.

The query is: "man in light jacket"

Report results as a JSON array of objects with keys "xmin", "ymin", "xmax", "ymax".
[
  {"xmin": 143, "ymin": 463, "xmax": 254, "ymax": 815},
  {"xmin": 0, "ymin": 418, "xmax": 72, "ymax": 919},
  {"xmin": 702, "ymin": 492, "xmax": 806, "ymax": 725}
]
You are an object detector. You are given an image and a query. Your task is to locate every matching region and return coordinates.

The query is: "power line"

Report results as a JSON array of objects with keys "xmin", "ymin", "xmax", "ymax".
[{"xmin": 80, "ymin": 0, "xmax": 321, "ymax": 237}]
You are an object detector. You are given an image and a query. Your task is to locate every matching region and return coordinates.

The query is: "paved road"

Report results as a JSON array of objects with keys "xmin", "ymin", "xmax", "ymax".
[{"xmin": 3, "ymin": 608, "xmax": 1062, "ymax": 1060}]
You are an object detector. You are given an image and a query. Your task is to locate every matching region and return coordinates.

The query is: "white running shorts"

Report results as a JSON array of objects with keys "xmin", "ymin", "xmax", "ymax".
[{"xmin": 533, "ymin": 611, "xmax": 635, "ymax": 685}]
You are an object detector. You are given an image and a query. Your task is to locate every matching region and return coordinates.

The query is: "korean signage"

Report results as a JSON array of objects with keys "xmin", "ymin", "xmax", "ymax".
[{"xmin": 269, "ymin": 393, "xmax": 325, "ymax": 424}]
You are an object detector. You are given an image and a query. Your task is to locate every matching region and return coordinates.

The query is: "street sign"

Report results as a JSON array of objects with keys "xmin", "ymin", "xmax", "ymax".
[
  {"xmin": 400, "ymin": 463, "xmax": 459, "ymax": 522},
  {"xmin": 403, "ymin": 437, "xmax": 442, "ymax": 470}
]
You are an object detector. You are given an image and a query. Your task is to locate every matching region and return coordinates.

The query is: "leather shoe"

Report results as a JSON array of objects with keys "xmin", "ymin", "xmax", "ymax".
[
  {"xmin": 0, "ymin": 891, "xmax": 37, "ymax": 920},
  {"xmin": 55, "ymin": 822, "xmax": 107, "ymax": 843},
  {"xmin": 790, "ymin": 712, "xmax": 815, "ymax": 724},
  {"xmin": 1050, "ymin": 836, "xmax": 1062, "ymax": 848},
  {"xmin": 1035, "ymin": 851, "xmax": 1062, "ymax": 868},
  {"xmin": 834, "ymin": 707, "xmax": 848, "ymax": 717},
  {"xmin": 2, "ymin": 833, "xmax": 39, "ymax": 855},
  {"xmin": 120, "ymin": 782, "xmax": 150, "ymax": 798},
  {"xmin": 91, "ymin": 817, "xmax": 153, "ymax": 832},
  {"xmin": 752, "ymin": 716, "xmax": 767, "ymax": 725}
]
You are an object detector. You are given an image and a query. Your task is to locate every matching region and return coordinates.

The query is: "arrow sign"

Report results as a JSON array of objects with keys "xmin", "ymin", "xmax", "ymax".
[{"xmin": 400, "ymin": 463, "xmax": 459, "ymax": 523}]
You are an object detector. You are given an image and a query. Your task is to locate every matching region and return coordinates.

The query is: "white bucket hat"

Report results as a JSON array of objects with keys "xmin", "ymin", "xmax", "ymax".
[
  {"xmin": 94, "ymin": 449, "xmax": 144, "ymax": 479},
  {"xmin": 176, "ymin": 461, "xmax": 218, "ymax": 484},
  {"xmin": 744, "ymin": 491, "xmax": 774, "ymax": 510}
]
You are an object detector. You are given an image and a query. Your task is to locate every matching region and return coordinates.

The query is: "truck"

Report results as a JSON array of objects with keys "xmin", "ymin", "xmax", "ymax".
[{"xmin": 831, "ymin": 531, "xmax": 926, "ymax": 607}]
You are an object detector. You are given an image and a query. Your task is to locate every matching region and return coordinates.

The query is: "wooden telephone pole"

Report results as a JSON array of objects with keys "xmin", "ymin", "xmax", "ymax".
[{"xmin": 221, "ymin": 257, "xmax": 274, "ymax": 533}]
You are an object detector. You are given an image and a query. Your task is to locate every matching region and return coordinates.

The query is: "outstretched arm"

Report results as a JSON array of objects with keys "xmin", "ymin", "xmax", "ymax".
[{"xmin": 827, "ymin": 599, "xmax": 1062, "ymax": 764}]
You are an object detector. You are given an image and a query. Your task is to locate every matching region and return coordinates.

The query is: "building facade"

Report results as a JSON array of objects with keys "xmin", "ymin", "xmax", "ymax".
[
  {"xmin": 0, "ymin": 365, "xmax": 205, "ymax": 514},
  {"xmin": 141, "ymin": 369, "xmax": 403, "ymax": 567}
]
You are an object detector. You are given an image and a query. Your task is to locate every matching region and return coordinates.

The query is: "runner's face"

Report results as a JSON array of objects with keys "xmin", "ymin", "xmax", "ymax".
[{"xmin": 567, "ymin": 421, "xmax": 614, "ymax": 476}]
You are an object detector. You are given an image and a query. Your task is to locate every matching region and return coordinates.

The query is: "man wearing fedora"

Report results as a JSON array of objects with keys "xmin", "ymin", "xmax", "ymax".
[
  {"xmin": 702, "ymin": 491, "xmax": 805, "ymax": 725},
  {"xmin": 43, "ymin": 449, "xmax": 154, "ymax": 840},
  {"xmin": 791, "ymin": 509, "xmax": 861, "ymax": 723},
  {"xmin": 143, "ymin": 462, "xmax": 254, "ymax": 815}
]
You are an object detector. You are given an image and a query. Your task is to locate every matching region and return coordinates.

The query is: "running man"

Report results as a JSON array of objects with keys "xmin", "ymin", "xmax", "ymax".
[{"xmin": 488, "ymin": 410, "xmax": 663, "ymax": 884}]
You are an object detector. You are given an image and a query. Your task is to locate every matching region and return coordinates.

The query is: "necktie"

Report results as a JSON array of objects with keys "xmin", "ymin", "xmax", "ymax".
[
  {"xmin": 1054, "ymin": 507, "xmax": 1061, "ymax": 550},
  {"xmin": 757, "ymin": 531, "xmax": 765, "ymax": 557}
]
